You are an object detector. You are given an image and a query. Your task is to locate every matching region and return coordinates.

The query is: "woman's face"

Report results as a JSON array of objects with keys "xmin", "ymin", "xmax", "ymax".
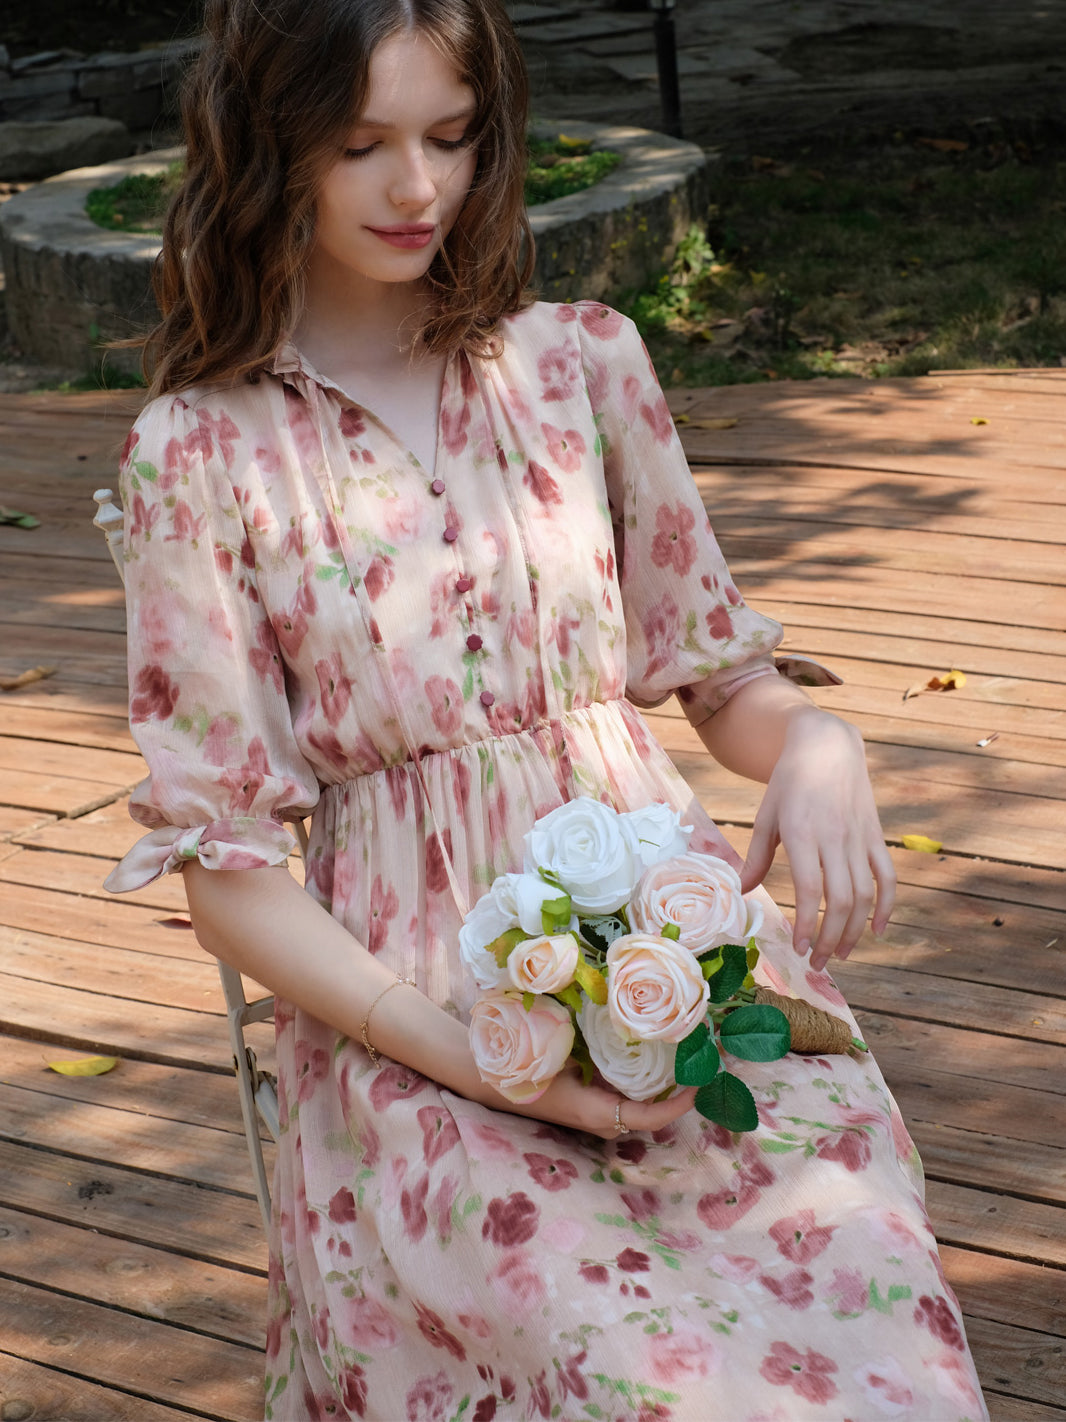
[{"xmin": 308, "ymin": 29, "xmax": 478, "ymax": 295}]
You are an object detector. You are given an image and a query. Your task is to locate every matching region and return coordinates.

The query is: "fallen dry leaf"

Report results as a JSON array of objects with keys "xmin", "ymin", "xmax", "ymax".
[
  {"xmin": 0, "ymin": 664, "xmax": 57, "ymax": 692},
  {"xmin": 903, "ymin": 669, "xmax": 967, "ymax": 699},
  {"xmin": 686, "ymin": 417, "xmax": 739, "ymax": 431},
  {"xmin": 901, "ymin": 834, "xmax": 943, "ymax": 854},
  {"xmin": 970, "ymin": 417, "xmax": 989, "ymax": 426},
  {"xmin": 156, "ymin": 915, "xmax": 195, "ymax": 929},
  {"xmin": 47, "ymin": 1056, "xmax": 119, "ymax": 1077},
  {"xmin": 916, "ymin": 137, "xmax": 969, "ymax": 153}
]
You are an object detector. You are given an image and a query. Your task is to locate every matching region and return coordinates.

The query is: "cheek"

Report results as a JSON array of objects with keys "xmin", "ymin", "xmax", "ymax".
[{"xmin": 443, "ymin": 153, "xmax": 478, "ymax": 224}]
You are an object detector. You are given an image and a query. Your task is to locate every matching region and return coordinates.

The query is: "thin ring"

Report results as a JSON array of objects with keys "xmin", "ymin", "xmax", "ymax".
[{"xmin": 614, "ymin": 1098, "xmax": 630, "ymax": 1135}]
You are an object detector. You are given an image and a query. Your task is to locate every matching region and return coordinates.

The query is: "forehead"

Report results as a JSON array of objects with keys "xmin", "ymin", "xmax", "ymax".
[{"xmin": 357, "ymin": 28, "xmax": 473, "ymax": 123}]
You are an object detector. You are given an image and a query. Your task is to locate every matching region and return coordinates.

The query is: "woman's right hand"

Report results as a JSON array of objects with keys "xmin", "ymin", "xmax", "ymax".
[{"xmin": 492, "ymin": 1066, "xmax": 697, "ymax": 1141}]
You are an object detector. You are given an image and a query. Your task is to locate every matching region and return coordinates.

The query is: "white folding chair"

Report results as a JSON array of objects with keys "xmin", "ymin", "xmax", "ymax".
[{"xmin": 94, "ymin": 487, "xmax": 288, "ymax": 1230}]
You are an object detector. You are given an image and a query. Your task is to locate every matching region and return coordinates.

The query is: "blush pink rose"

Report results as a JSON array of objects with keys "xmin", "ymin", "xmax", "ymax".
[
  {"xmin": 646, "ymin": 1327, "xmax": 719, "ymax": 1385},
  {"xmin": 507, "ymin": 932, "xmax": 580, "ymax": 994},
  {"xmin": 606, "ymin": 933, "xmax": 709, "ymax": 1043},
  {"xmin": 468, "ymin": 991, "xmax": 574, "ymax": 1103},
  {"xmin": 629, "ymin": 851, "xmax": 763, "ymax": 953}
]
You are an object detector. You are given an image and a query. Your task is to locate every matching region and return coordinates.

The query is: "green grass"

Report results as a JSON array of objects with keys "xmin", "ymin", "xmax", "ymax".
[
  {"xmin": 624, "ymin": 136, "xmax": 1066, "ymax": 385},
  {"xmin": 85, "ymin": 139, "xmax": 621, "ymax": 234}
]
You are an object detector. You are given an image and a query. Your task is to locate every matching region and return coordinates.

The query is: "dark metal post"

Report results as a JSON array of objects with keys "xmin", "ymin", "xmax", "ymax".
[{"xmin": 649, "ymin": 0, "xmax": 682, "ymax": 139}]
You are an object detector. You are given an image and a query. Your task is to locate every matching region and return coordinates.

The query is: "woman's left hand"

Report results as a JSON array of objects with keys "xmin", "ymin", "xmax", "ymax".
[{"xmin": 738, "ymin": 708, "xmax": 896, "ymax": 970}]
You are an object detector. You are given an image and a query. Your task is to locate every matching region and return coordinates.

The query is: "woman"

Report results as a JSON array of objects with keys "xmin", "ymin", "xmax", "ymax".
[{"xmin": 106, "ymin": 0, "xmax": 987, "ymax": 1417}]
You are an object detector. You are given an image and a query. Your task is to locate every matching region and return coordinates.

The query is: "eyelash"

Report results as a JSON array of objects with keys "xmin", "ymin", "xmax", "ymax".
[{"xmin": 343, "ymin": 136, "xmax": 472, "ymax": 161}]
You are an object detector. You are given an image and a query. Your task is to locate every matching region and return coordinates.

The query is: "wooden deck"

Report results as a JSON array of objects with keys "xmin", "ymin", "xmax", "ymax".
[{"xmin": 1, "ymin": 370, "xmax": 1064, "ymax": 1421}]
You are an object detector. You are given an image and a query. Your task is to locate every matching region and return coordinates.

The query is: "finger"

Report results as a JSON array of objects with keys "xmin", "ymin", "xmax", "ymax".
[
  {"xmin": 870, "ymin": 841, "xmax": 897, "ymax": 935},
  {"xmin": 787, "ymin": 841, "xmax": 823, "ymax": 954},
  {"xmin": 739, "ymin": 815, "xmax": 779, "ymax": 895},
  {"xmin": 809, "ymin": 856, "xmax": 855, "ymax": 968},
  {"xmin": 610, "ymin": 1087, "xmax": 696, "ymax": 1138},
  {"xmin": 830, "ymin": 857, "xmax": 877, "ymax": 962}
]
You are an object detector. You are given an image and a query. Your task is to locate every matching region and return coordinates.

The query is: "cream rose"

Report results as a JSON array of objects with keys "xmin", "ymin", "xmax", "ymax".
[
  {"xmin": 579, "ymin": 1000, "xmax": 678, "ymax": 1101},
  {"xmin": 606, "ymin": 933, "xmax": 709, "ymax": 1043},
  {"xmin": 523, "ymin": 798, "xmax": 638, "ymax": 914},
  {"xmin": 629, "ymin": 852, "xmax": 763, "ymax": 954},
  {"xmin": 458, "ymin": 890, "xmax": 517, "ymax": 990},
  {"xmin": 507, "ymin": 932, "xmax": 580, "ymax": 994},
  {"xmin": 619, "ymin": 803, "xmax": 692, "ymax": 870},
  {"xmin": 468, "ymin": 991, "xmax": 574, "ymax": 1103}
]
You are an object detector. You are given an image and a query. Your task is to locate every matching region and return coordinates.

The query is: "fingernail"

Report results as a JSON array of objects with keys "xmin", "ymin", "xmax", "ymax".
[{"xmin": 795, "ymin": 938, "xmax": 811, "ymax": 957}]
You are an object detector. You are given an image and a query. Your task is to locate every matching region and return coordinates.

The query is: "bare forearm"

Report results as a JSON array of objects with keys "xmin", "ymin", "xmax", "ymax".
[
  {"xmin": 694, "ymin": 673, "xmax": 848, "ymax": 782},
  {"xmin": 182, "ymin": 860, "xmax": 494, "ymax": 1104}
]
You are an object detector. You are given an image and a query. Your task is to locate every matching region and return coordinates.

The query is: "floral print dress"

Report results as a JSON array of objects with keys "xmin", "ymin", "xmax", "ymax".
[{"xmin": 107, "ymin": 302, "xmax": 986, "ymax": 1422}]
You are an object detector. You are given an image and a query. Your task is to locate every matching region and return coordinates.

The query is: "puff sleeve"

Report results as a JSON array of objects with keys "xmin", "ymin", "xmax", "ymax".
[
  {"xmin": 104, "ymin": 392, "xmax": 320, "ymax": 893},
  {"xmin": 575, "ymin": 305, "xmax": 784, "ymax": 724}
]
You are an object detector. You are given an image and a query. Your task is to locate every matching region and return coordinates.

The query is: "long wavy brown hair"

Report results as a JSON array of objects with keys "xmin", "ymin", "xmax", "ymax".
[{"xmin": 141, "ymin": 0, "xmax": 534, "ymax": 397}]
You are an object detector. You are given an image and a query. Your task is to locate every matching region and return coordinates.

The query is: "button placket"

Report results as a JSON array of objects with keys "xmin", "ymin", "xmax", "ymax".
[{"xmin": 432, "ymin": 490, "xmax": 494, "ymax": 714}]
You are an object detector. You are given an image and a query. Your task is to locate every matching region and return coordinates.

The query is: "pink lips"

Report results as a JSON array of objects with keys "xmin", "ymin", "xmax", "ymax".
[{"xmin": 367, "ymin": 224, "xmax": 436, "ymax": 250}]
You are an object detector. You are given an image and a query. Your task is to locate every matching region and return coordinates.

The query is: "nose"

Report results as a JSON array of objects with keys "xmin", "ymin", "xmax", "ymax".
[{"xmin": 389, "ymin": 143, "xmax": 437, "ymax": 210}]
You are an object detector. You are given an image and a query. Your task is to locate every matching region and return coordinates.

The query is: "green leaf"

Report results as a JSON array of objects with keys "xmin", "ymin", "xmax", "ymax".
[
  {"xmin": 660, "ymin": 922, "xmax": 681, "ymax": 941},
  {"xmin": 695, "ymin": 1072, "xmax": 759, "ymax": 1132},
  {"xmin": 487, "ymin": 926, "xmax": 529, "ymax": 968},
  {"xmin": 522, "ymin": 991, "xmax": 536, "ymax": 1011},
  {"xmin": 705, "ymin": 942, "xmax": 749, "ymax": 1002},
  {"xmin": 719, "ymin": 1004, "xmax": 790, "ymax": 1061},
  {"xmin": 579, "ymin": 913, "xmax": 629, "ymax": 956},
  {"xmin": 553, "ymin": 983, "xmax": 583, "ymax": 1015},
  {"xmin": 674, "ymin": 1021, "xmax": 721, "ymax": 1086},
  {"xmin": 540, "ymin": 893, "xmax": 572, "ymax": 935}
]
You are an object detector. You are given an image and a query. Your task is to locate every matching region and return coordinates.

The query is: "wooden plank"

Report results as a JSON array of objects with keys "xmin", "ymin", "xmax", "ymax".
[
  {"xmin": 890, "ymin": 1070, "xmax": 1066, "ymax": 1151},
  {"xmin": 0, "ymin": 1138, "xmax": 267, "ymax": 1271},
  {"xmin": 926, "ymin": 1180, "xmax": 1066, "ymax": 1269},
  {"xmin": 983, "ymin": 1395, "xmax": 1066, "ymax": 1421},
  {"xmin": 0, "ymin": 879, "xmax": 210, "ymax": 958},
  {"xmin": 0, "ymin": 1355, "xmax": 193, "ymax": 1422},
  {"xmin": 0, "ymin": 624, "xmax": 128, "ymax": 662},
  {"xmin": 856, "ymin": 1011, "xmax": 1066, "ymax": 1099},
  {"xmin": 0, "ymin": 806, "xmax": 56, "ymax": 840},
  {"xmin": 832, "ymin": 959, "xmax": 1066, "ymax": 1048},
  {"xmin": 962, "ymin": 1316, "xmax": 1066, "ymax": 1412},
  {"xmin": 908, "ymin": 1120, "xmax": 1066, "ymax": 1205},
  {"xmin": 0, "ymin": 970, "xmax": 273, "ymax": 1071},
  {"xmin": 0, "ymin": 703, "xmax": 136, "ymax": 754},
  {"xmin": 0, "ymin": 1032, "xmax": 262, "ymax": 1138},
  {"xmin": 16, "ymin": 797, "xmax": 146, "ymax": 857},
  {"xmin": 942, "ymin": 1247, "xmax": 1066, "ymax": 1337},
  {"xmin": 0, "ymin": 1205, "xmax": 266, "ymax": 1347},
  {"xmin": 0, "ymin": 847, "xmax": 188, "ymax": 914},
  {"xmin": 0, "ymin": 768, "xmax": 131, "ymax": 817},
  {"xmin": 0, "ymin": 1277, "xmax": 263, "ymax": 1421},
  {"xmin": 0, "ymin": 736, "xmax": 143, "ymax": 786},
  {"xmin": 2, "ymin": 928, "xmax": 228, "ymax": 1015},
  {"xmin": 1, "ymin": 1081, "xmax": 273, "ymax": 1196}
]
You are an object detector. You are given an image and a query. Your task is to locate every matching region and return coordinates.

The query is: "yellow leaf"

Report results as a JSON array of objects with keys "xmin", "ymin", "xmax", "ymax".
[
  {"xmin": 970, "ymin": 417, "xmax": 988, "ymax": 425},
  {"xmin": 687, "ymin": 417, "xmax": 738, "ymax": 431},
  {"xmin": 47, "ymin": 1055, "xmax": 119, "ymax": 1077},
  {"xmin": 927, "ymin": 669, "xmax": 966, "ymax": 691},
  {"xmin": 901, "ymin": 834, "xmax": 943, "ymax": 854}
]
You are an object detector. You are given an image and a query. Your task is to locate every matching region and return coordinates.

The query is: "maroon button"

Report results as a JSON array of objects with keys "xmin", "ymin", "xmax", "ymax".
[
  {"xmin": 430, "ymin": 478, "xmax": 446, "ymax": 495},
  {"xmin": 466, "ymin": 633, "xmax": 483, "ymax": 652},
  {"xmin": 455, "ymin": 576, "xmax": 473, "ymax": 593},
  {"xmin": 480, "ymin": 690, "xmax": 495, "ymax": 707},
  {"xmin": 443, "ymin": 525, "xmax": 459, "ymax": 543}
]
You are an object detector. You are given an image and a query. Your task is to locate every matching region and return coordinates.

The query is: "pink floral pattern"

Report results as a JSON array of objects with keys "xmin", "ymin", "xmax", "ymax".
[{"xmin": 108, "ymin": 303, "xmax": 985, "ymax": 1420}]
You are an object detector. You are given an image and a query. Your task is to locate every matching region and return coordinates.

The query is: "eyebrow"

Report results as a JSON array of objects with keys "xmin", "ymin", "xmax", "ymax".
[{"xmin": 354, "ymin": 106, "xmax": 477, "ymax": 130}]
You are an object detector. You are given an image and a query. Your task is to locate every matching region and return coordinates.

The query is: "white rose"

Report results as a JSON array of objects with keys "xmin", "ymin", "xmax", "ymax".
[
  {"xmin": 606, "ymin": 932, "xmax": 709, "ymax": 1043},
  {"xmin": 523, "ymin": 798, "xmax": 638, "ymax": 914},
  {"xmin": 458, "ymin": 889, "xmax": 516, "ymax": 991},
  {"xmin": 507, "ymin": 932, "xmax": 581, "ymax": 994},
  {"xmin": 468, "ymin": 991, "xmax": 574, "ymax": 1103},
  {"xmin": 619, "ymin": 803, "xmax": 692, "ymax": 870},
  {"xmin": 493, "ymin": 871, "xmax": 571, "ymax": 936},
  {"xmin": 579, "ymin": 1000, "xmax": 678, "ymax": 1101},
  {"xmin": 629, "ymin": 852, "xmax": 763, "ymax": 954}
]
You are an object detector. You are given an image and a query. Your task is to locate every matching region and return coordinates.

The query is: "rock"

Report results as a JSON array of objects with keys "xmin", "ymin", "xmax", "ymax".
[{"xmin": 0, "ymin": 116, "xmax": 132, "ymax": 181}]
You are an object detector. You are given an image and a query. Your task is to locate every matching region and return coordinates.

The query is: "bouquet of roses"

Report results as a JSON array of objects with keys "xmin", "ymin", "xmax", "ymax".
[{"xmin": 461, "ymin": 799, "xmax": 862, "ymax": 1134}]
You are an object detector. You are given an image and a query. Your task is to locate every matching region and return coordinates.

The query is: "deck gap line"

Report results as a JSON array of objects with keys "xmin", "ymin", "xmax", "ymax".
[
  {"xmin": 0, "ymin": 967, "xmax": 227, "ymax": 1014},
  {"xmin": 0, "ymin": 1267, "xmax": 267, "ymax": 1352},
  {"xmin": 930, "ymin": 1229, "xmax": 1066, "ymax": 1273},
  {"xmin": 849, "ymin": 962, "xmax": 1066, "ymax": 1007},
  {"xmin": 0, "ymin": 1347, "xmax": 240, "ymax": 1422},
  {"xmin": 3, "ymin": 1080, "xmax": 256, "ymax": 1140},
  {"xmin": 856, "ymin": 1003, "xmax": 1066, "ymax": 1049},
  {"xmin": 920, "ymin": 1169, "xmax": 1066, "ymax": 1212}
]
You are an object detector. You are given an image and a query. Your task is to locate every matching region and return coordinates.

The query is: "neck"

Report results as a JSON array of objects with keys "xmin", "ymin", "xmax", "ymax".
[{"xmin": 296, "ymin": 264, "xmax": 431, "ymax": 375}]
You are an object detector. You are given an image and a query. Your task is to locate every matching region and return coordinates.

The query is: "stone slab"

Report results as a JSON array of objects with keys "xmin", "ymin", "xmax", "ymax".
[{"xmin": 0, "ymin": 118, "xmax": 132, "ymax": 183}]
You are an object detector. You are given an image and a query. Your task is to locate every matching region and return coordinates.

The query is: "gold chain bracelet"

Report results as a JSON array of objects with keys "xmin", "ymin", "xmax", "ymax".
[{"xmin": 360, "ymin": 975, "xmax": 416, "ymax": 1068}]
